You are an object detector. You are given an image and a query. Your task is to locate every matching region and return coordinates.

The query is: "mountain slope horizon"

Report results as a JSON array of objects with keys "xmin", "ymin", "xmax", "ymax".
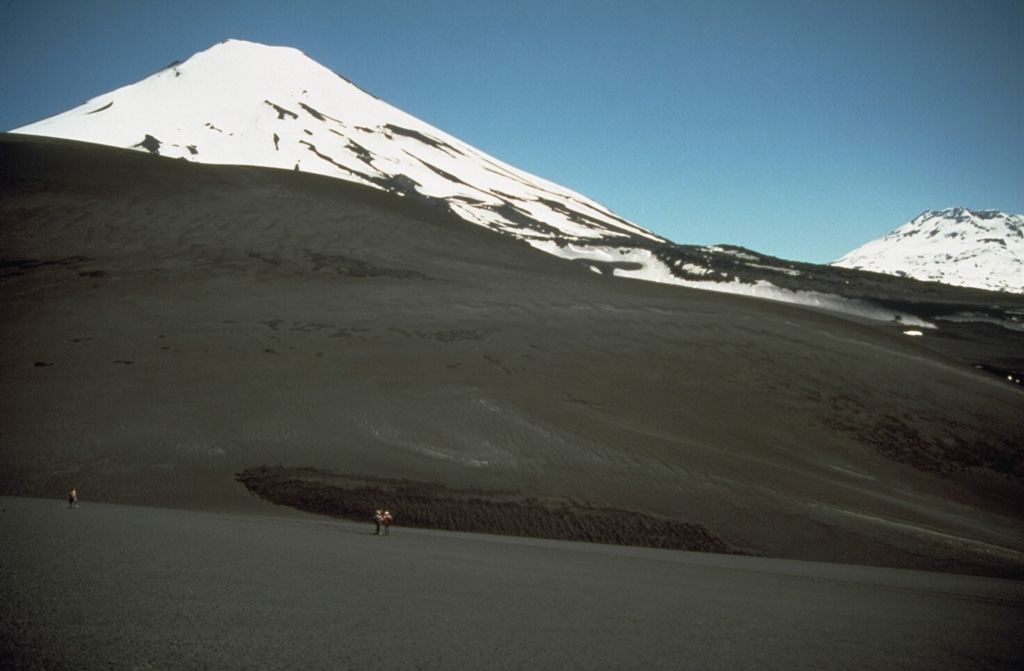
[{"xmin": 2, "ymin": 133, "xmax": 1022, "ymax": 577}]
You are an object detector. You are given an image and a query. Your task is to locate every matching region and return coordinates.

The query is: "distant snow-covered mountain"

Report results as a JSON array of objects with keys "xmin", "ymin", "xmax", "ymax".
[
  {"xmin": 833, "ymin": 208, "xmax": 1024, "ymax": 294},
  {"xmin": 10, "ymin": 39, "xmax": 662, "ymax": 252}
]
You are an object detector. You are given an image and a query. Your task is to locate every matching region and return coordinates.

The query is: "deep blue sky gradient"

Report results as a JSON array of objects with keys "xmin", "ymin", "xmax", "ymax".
[{"xmin": 2, "ymin": 0, "xmax": 1021, "ymax": 263}]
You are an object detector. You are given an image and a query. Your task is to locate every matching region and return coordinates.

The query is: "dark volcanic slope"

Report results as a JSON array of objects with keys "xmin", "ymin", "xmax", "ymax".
[{"xmin": 2, "ymin": 134, "xmax": 1022, "ymax": 576}]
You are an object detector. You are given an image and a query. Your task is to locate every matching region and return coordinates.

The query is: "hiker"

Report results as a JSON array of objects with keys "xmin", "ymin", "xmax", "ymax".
[
  {"xmin": 68, "ymin": 488, "xmax": 78, "ymax": 509},
  {"xmin": 382, "ymin": 511, "xmax": 393, "ymax": 536},
  {"xmin": 373, "ymin": 510, "xmax": 383, "ymax": 535}
]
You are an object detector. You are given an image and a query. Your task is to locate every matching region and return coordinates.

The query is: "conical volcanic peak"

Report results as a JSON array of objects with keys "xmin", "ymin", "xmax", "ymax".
[
  {"xmin": 833, "ymin": 207, "xmax": 1024, "ymax": 293},
  {"xmin": 12, "ymin": 39, "xmax": 662, "ymax": 248}
]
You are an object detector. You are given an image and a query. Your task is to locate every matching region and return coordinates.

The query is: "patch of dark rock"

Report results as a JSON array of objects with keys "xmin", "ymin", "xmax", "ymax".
[
  {"xmin": 377, "ymin": 172, "xmax": 419, "ymax": 195},
  {"xmin": 491, "ymin": 189, "xmax": 527, "ymax": 202},
  {"xmin": 361, "ymin": 172, "xmax": 454, "ymax": 213},
  {"xmin": 298, "ymin": 102, "xmax": 339, "ymax": 123},
  {"xmin": 186, "ymin": 145, "xmax": 198, "ymax": 156},
  {"xmin": 86, "ymin": 101, "xmax": 113, "ymax": 115},
  {"xmin": 272, "ymin": 133, "xmax": 280, "ymax": 151},
  {"xmin": 486, "ymin": 201, "xmax": 564, "ymax": 236},
  {"xmin": 299, "ymin": 102, "xmax": 326, "ymax": 121},
  {"xmin": 132, "ymin": 135, "xmax": 162, "ymax": 155},
  {"xmin": 383, "ymin": 124, "xmax": 451, "ymax": 150},
  {"xmin": 264, "ymin": 100, "xmax": 298, "ymax": 120},
  {"xmin": 236, "ymin": 467, "xmax": 741, "ymax": 555},
  {"xmin": 299, "ymin": 140, "xmax": 366, "ymax": 179},
  {"xmin": 344, "ymin": 139, "xmax": 374, "ymax": 166},
  {"xmin": 113, "ymin": 360, "xmax": 133, "ymax": 365},
  {"xmin": 156, "ymin": 59, "xmax": 182, "ymax": 74},
  {"xmin": 33, "ymin": 361, "xmax": 53, "ymax": 367},
  {"xmin": 411, "ymin": 157, "xmax": 470, "ymax": 187},
  {"xmin": 78, "ymin": 270, "xmax": 106, "ymax": 278},
  {"xmin": 536, "ymin": 197, "xmax": 638, "ymax": 236}
]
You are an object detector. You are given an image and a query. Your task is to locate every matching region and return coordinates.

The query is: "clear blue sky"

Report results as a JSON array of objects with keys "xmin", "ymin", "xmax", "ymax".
[{"xmin": 2, "ymin": 0, "xmax": 1021, "ymax": 263}]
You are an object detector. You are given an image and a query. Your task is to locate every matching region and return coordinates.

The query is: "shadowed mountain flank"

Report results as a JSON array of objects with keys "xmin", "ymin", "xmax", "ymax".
[{"xmin": 2, "ymin": 134, "xmax": 1023, "ymax": 577}]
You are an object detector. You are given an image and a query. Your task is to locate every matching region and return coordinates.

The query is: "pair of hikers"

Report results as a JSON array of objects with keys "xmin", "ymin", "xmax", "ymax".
[{"xmin": 373, "ymin": 509, "xmax": 393, "ymax": 536}]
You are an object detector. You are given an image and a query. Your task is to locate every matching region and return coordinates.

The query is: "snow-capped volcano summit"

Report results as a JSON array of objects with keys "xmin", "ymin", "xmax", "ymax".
[
  {"xmin": 11, "ymin": 39, "xmax": 661, "ymax": 251},
  {"xmin": 832, "ymin": 208, "xmax": 1024, "ymax": 294}
]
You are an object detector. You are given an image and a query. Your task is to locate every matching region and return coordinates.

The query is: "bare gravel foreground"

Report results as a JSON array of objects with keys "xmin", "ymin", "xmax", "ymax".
[{"xmin": 2, "ymin": 497, "xmax": 1022, "ymax": 670}]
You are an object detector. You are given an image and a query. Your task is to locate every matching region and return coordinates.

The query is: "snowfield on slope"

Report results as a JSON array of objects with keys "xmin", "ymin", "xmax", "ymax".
[{"xmin": 834, "ymin": 208, "xmax": 1024, "ymax": 294}]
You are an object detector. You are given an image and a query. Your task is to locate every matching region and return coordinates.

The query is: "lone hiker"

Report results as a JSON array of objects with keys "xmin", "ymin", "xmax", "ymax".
[
  {"xmin": 382, "ymin": 510, "xmax": 393, "ymax": 536},
  {"xmin": 373, "ymin": 509, "xmax": 383, "ymax": 535},
  {"xmin": 68, "ymin": 488, "xmax": 78, "ymax": 509}
]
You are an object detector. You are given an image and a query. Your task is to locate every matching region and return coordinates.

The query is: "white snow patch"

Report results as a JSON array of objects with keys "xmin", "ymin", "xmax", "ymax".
[{"xmin": 532, "ymin": 242, "xmax": 937, "ymax": 326}]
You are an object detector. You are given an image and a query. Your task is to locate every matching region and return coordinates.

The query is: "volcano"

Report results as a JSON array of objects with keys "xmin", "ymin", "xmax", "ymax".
[{"xmin": 10, "ymin": 39, "xmax": 662, "ymax": 253}]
